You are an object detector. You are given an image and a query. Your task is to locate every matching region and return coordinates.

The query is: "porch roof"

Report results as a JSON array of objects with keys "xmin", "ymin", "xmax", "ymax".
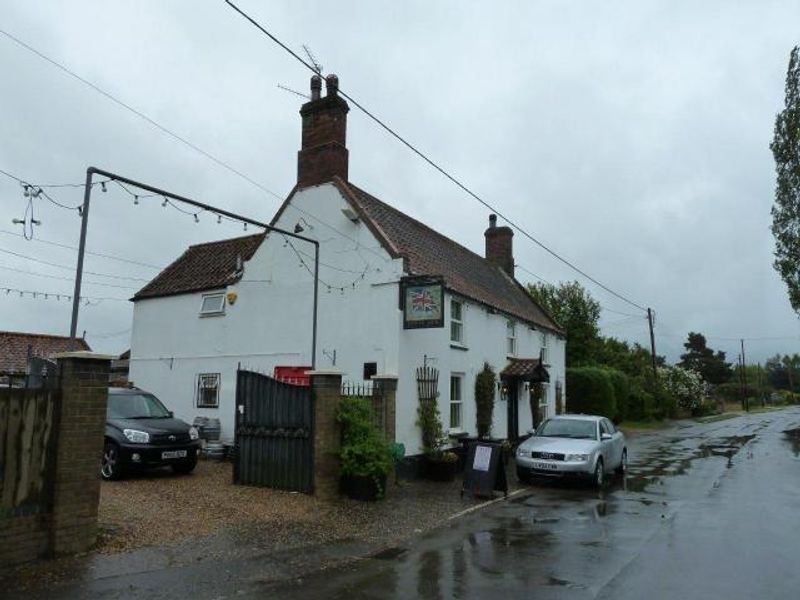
[{"xmin": 501, "ymin": 358, "xmax": 550, "ymax": 382}]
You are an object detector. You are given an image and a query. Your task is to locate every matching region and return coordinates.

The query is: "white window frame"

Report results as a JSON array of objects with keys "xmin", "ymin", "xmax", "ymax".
[
  {"xmin": 449, "ymin": 374, "xmax": 464, "ymax": 431},
  {"xmin": 196, "ymin": 373, "xmax": 221, "ymax": 408},
  {"xmin": 199, "ymin": 292, "xmax": 225, "ymax": 317},
  {"xmin": 540, "ymin": 331, "xmax": 549, "ymax": 365},
  {"xmin": 506, "ymin": 320, "xmax": 517, "ymax": 356},
  {"xmin": 450, "ymin": 299, "xmax": 464, "ymax": 344}
]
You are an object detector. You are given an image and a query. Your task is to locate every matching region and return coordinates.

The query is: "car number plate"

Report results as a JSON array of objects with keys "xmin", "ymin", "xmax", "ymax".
[
  {"xmin": 162, "ymin": 450, "xmax": 187, "ymax": 459},
  {"xmin": 532, "ymin": 462, "xmax": 557, "ymax": 470}
]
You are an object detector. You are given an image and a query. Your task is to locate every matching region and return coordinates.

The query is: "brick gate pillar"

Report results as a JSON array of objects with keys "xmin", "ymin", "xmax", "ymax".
[
  {"xmin": 372, "ymin": 374, "xmax": 398, "ymax": 443},
  {"xmin": 309, "ymin": 369, "xmax": 343, "ymax": 501},
  {"xmin": 51, "ymin": 352, "xmax": 112, "ymax": 556}
]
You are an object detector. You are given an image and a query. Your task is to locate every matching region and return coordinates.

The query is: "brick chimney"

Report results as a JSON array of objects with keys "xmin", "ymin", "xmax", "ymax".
[
  {"xmin": 484, "ymin": 214, "xmax": 514, "ymax": 277},
  {"xmin": 297, "ymin": 74, "xmax": 350, "ymax": 188}
]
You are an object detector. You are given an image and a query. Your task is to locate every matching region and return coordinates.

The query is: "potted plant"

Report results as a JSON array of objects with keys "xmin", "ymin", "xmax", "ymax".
[
  {"xmin": 417, "ymin": 396, "xmax": 458, "ymax": 482},
  {"xmin": 337, "ymin": 396, "xmax": 393, "ymax": 501}
]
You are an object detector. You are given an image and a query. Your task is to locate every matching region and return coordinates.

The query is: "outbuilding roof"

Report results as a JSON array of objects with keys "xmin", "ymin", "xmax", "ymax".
[
  {"xmin": 133, "ymin": 234, "xmax": 264, "ymax": 300},
  {"xmin": 0, "ymin": 331, "xmax": 91, "ymax": 375}
]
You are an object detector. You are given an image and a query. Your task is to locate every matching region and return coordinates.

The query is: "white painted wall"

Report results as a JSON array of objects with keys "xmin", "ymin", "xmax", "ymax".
[
  {"xmin": 129, "ymin": 181, "xmax": 566, "ymax": 452},
  {"xmin": 396, "ymin": 291, "xmax": 565, "ymax": 455}
]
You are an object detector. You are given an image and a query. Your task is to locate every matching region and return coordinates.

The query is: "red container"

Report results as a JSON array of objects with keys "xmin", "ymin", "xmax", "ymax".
[{"xmin": 273, "ymin": 366, "xmax": 311, "ymax": 386}]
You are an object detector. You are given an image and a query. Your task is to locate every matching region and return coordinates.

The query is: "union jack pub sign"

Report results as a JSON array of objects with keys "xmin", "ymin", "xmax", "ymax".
[{"xmin": 400, "ymin": 276, "xmax": 444, "ymax": 329}]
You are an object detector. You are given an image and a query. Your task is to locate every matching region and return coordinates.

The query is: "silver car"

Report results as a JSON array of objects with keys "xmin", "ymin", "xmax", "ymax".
[{"xmin": 515, "ymin": 414, "xmax": 627, "ymax": 487}]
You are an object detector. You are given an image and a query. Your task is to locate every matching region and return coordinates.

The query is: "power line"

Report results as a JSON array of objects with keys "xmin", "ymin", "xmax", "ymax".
[
  {"xmin": 0, "ymin": 229, "xmax": 162, "ymax": 270},
  {"xmin": 515, "ymin": 263, "xmax": 644, "ymax": 318},
  {"xmin": 221, "ymin": 0, "xmax": 648, "ymax": 313},
  {"xmin": 0, "ymin": 246, "xmax": 149, "ymax": 282},
  {"xmin": 0, "ymin": 264, "xmax": 137, "ymax": 290}
]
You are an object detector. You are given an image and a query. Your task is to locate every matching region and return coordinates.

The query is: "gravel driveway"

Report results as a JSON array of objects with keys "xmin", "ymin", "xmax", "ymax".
[{"xmin": 98, "ymin": 458, "xmax": 520, "ymax": 555}]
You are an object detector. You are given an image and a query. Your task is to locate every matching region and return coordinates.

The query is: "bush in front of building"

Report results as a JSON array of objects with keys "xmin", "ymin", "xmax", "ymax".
[
  {"xmin": 565, "ymin": 367, "xmax": 617, "ymax": 419},
  {"xmin": 604, "ymin": 368, "xmax": 630, "ymax": 422}
]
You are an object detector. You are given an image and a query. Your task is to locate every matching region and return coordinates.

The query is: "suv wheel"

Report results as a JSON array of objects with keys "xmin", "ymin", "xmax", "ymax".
[{"xmin": 101, "ymin": 441, "xmax": 123, "ymax": 480}]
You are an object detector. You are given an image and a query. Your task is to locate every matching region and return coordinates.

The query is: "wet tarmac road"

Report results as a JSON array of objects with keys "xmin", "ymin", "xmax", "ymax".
[
  {"xmin": 5, "ymin": 408, "xmax": 800, "ymax": 599},
  {"xmin": 264, "ymin": 408, "xmax": 800, "ymax": 600}
]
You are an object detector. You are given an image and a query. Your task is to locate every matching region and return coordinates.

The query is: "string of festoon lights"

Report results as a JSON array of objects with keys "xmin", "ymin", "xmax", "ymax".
[
  {"xmin": 4, "ymin": 167, "xmax": 376, "ymax": 295},
  {"xmin": 0, "ymin": 286, "xmax": 127, "ymax": 305}
]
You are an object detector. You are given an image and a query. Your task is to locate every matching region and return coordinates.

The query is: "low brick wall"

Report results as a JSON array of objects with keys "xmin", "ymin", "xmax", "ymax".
[{"xmin": 0, "ymin": 353, "xmax": 110, "ymax": 569}]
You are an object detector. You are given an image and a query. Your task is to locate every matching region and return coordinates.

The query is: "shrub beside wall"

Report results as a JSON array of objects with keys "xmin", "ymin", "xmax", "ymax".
[{"xmin": 565, "ymin": 367, "xmax": 617, "ymax": 419}]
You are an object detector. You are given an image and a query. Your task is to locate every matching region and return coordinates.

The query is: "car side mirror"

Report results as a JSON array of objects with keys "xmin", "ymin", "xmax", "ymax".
[
  {"xmin": 601, "ymin": 433, "xmax": 612, "ymax": 441},
  {"xmin": 168, "ymin": 411, "xmax": 174, "ymax": 418}
]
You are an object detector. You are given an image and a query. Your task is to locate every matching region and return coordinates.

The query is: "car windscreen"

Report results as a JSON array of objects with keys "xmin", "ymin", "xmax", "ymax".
[
  {"xmin": 536, "ymin": 419, "xmax": 597, "ymax": 440},
  {"xmin": 107, "ymin": 392, "xmax": 171, "ymax": 419}
]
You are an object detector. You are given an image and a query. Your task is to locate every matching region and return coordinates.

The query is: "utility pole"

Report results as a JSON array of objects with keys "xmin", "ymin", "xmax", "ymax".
[
  {"xmin": 647, "ymin": 308, "xmax": 658, "ymax": 381},
  {"xmin": 741, "ymin": 339, "xmax": 749, "ymax": 412}
]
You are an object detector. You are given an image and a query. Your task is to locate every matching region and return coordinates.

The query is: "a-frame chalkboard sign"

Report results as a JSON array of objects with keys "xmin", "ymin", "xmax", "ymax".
[{"xmin": 461, "ymin": 442, "xmax": 508, "ymax": 499}]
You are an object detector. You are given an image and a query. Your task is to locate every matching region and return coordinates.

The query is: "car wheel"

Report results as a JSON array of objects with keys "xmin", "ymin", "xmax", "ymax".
[
  {"xmin": 172, "ymin": 459, "xmax": 197, "ymax": 475},
  {"xmin": 101, "ymin": 441, "xmax": 123, "ymax": 481},
  {"xmin": 593, "ymin": 459, "xmax": 605, "ymax": 488},
  {"xmin": 615, "ymin": 449, "xmax": 628, "ymax": 476}
]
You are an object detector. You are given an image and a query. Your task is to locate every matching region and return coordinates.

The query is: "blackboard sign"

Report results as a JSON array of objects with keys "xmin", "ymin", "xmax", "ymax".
[{"xmin": 461, "ymin": 442, "xmax": 508, "ymax": 499}]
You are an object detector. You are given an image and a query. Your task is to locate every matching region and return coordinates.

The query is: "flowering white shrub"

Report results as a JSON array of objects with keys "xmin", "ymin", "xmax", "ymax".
[{"xmin": 659, "ymin": 366, "xmax": 709, "ymax": 410}]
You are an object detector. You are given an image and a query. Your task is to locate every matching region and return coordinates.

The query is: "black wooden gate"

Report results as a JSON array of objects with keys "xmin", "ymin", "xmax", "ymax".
[{"xmin": 233, "ymin": 369, "xmax": 314, "ymax": 493}]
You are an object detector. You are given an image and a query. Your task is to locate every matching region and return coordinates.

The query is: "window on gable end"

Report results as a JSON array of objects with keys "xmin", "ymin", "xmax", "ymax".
[{"xmin": 199, "ymin": 293, "xmax": 225, "ymax": 316}]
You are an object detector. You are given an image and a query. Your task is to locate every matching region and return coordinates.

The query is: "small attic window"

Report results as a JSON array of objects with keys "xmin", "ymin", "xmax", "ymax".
[{"xmin": 199, "ymin": 293, "xmax": 225, "ymax": 316}]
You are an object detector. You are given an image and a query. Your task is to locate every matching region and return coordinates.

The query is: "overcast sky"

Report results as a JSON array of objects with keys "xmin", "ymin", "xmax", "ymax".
[{"xmin": 1, "ymin": 1, "xmax": 799, "ymax": 364}]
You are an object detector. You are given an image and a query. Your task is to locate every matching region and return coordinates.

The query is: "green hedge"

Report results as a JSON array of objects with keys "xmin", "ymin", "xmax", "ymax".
[
  {"xmin": 565, "ymin": 367, "xmax": 617, "ymax": 419},
  {"xmin": 605, "ymin": 369, "xmax": 630, "ymax": 422}
]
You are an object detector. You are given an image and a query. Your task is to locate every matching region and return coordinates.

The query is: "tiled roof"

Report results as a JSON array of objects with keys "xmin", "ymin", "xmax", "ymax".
[
  {"xmin": 133, "ymin": 234, "xmax": 264, "ymax": 300},
  {"xmin": 501, "ymin": 358, "xmax": 550, "ymax": 382},
  {"xmin": 338, "ymin": 180, "xmax": 562, "ymax": 332},
  {"xmin": 135, "ymin": 180, "xmax": 562, "ymax": 333},
  {"xmin": 0, "ymin": 331, "xmax": 91, "ymax": 375}
]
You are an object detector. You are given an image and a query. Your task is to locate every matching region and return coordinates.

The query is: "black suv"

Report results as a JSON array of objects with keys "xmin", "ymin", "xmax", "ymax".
[{"xmin": 102, "ymin": 387, "xmax": 202, "ymax": 480}]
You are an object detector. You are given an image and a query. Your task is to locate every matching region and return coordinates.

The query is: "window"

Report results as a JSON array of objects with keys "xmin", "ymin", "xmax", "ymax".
[
  {"xmin": 540, "ymin": 331, "xmax": 549, "ymax": 364},
  {"xmin": 539, "ymin": 382, "xmax": 550, "ymax": 406},
  {"xmin": 196, "ymin": 373, "xmax": 220, "ymax": 408},
  {"xmin": 199, "ymin": 293, "xmax": 225, "ymax": 316},
  {"xmin": 363, "ymin": 362, "xmax": 377, "ymax": 381},
  {"xmin": 449, "ymin": 374, "xmax": 463, "ymax": 430},
  {"xmin": 450, "ymin": 299, "xmax": 464, "ymax": 344},
  {"xmin": 506, "ymin": 320, "xmax": 517, "ymax": 356}
]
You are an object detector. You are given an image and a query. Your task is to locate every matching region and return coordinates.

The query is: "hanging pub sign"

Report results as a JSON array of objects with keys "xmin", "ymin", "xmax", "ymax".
[{"xmin": 400, "ymin": 275, "xmax": 445, "ymax": 329}]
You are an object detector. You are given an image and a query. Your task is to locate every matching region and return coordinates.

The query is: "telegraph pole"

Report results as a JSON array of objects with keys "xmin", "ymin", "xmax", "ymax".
[
  {"xmin": 647, "ymin": 308, "xmax": 658, "ymax": 380},
  {"xmin": 740, "ymin": 339, "xmax": 749, "ymax": 412}
]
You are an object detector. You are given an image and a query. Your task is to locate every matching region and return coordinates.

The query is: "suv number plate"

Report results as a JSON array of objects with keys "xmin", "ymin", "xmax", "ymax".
[
  {"xmin": 532, "ymin": 462, "xmax": 557, "ymax": 470},
  {"xmin": 162, "ymin": 450, "xmax": 187, "ymax": 459}
]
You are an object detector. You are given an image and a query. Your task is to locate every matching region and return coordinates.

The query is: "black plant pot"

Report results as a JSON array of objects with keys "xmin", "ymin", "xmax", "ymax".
[
  {"xmin": 341, "ymin": 474, "xmax": 386, "ymax": 501},
  {"xmin": 425, "ymin": 457, "xmax": 458, "ymax": 482}
]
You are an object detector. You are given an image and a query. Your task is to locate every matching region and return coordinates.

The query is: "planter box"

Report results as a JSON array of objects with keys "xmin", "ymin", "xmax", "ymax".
[
  {"xmin": 341, "ymin": 474, "xmax": 386, "ymax": 501},
  {"xmin": 425, "ymin": 457, "xmax": 458, "ymax": 482}
]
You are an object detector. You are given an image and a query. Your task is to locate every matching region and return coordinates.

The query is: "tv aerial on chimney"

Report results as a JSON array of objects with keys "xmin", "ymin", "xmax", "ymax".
[{"xmin": 302, "ymin": 44, "xmax": 323, "ymax": 75}]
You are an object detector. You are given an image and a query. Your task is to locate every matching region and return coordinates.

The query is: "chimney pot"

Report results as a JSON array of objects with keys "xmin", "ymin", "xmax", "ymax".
[
  {"xmin": 310, "ymin": 75, "xmax": 322, "ymax": 100},
  {"xmin": 325, "ymin": 74, "xmax": 339, "ymax": 97},
  {"xmin": 489, "ymin": 214, "xmax": 497, "ymax": 228}
]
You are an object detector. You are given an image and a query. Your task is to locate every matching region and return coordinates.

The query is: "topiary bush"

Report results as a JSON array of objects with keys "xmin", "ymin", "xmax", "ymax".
[
  {"xmin": 337, "ymin": 396, "xmax": 393, "ymax": 497},
  {"xmin": 565, "ymin": 367, "xmax": 617, "ymax": 419},
  {"xmin": 475, "ymin": 363, "xmax": 496, "ymax": 438}
]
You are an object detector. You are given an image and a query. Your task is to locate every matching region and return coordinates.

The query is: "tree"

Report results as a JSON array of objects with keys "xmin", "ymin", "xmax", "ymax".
[
  {"xmin": 527, "ymin": 281, "xmax": 601, "ymax": 367},
  {"xmin": 770, "ymin": 46, "xmax": 800, "ymax": 314},
  {"xmin": 594, "ymin": 336, "xmax": 665, "ymax": 378},
  {"xmin": 766, "ymin": 353, "xmax": 800, "ymax": 391},
  {"xmin": 678, "ymin": 332, "xmax": 732, "ymax": 385},
  {"xmin": 660, "ymin": 366, "xmax": 709, "ymax": 412}
]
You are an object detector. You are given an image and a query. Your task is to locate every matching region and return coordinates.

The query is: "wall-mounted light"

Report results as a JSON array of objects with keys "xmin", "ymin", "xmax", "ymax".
[{"xmin": 341, "ymin": 207, "xmax": 359, "ymax": 223}]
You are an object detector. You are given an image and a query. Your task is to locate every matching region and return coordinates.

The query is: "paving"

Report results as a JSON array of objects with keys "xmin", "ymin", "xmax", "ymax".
[{"xmin": 3, "ymin": 407, "xmax": 800, "ymax": 599}]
